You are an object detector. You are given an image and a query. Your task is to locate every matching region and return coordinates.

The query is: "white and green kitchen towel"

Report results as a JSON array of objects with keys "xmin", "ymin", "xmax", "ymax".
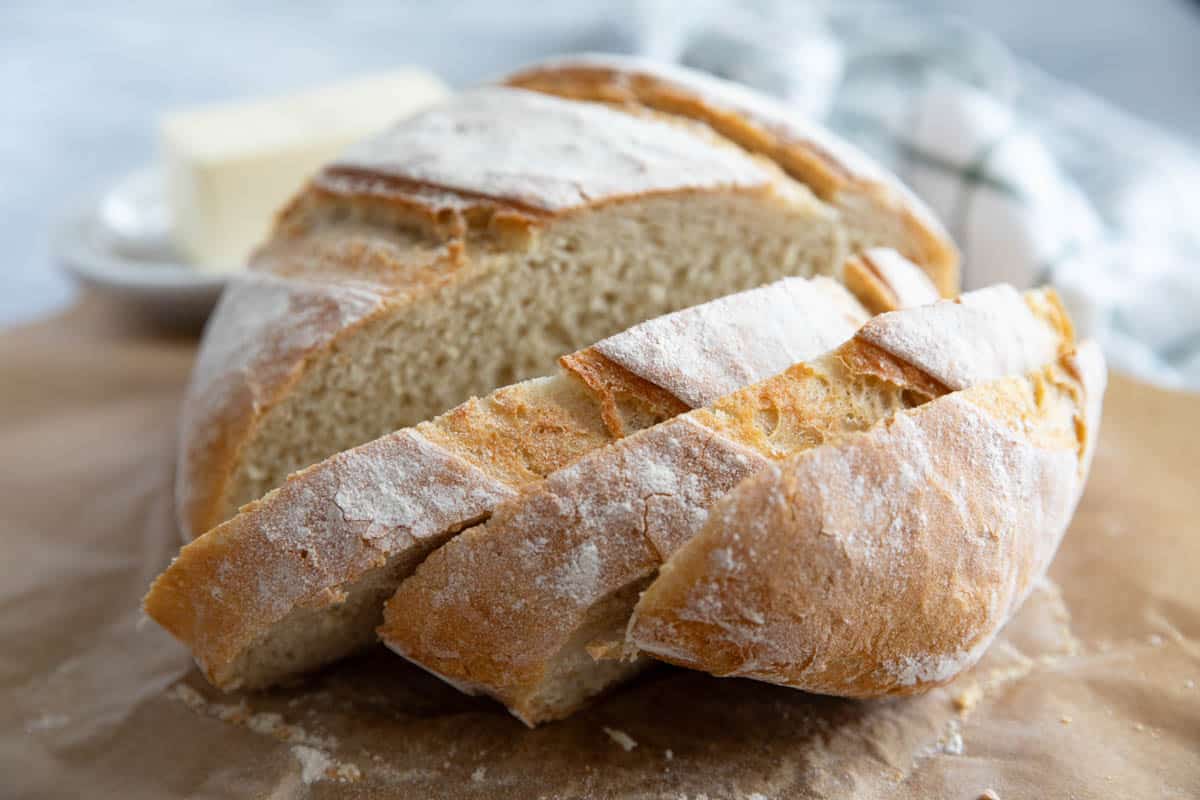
[{"xmin": 635, "ymin": 0, "xmax": 1200, "ymax": 389}]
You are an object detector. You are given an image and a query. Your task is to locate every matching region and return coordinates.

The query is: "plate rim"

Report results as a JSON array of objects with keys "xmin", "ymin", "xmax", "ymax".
[{"xmin": 52, "ymin": 166, "xmax": 229, "ymax": 300}]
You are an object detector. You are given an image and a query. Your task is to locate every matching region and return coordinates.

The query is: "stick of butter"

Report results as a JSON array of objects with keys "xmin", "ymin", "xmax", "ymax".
[{"xmin": 161, "ymin": 69, "xmax": 449, "ymax": 273}]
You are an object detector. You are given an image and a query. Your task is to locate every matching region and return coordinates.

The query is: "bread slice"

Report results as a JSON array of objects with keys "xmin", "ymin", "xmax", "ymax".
[
  {"xmin": 146, "ymin": 276, "xmax": 870, "ymax": 690},
  {"xmin": 504, "ymin": 54, "xmax": 959, "ymax": 295},
  {"xmin": 177, "ymin": 80, "xmax": 959, "ymax": 541},
  {"xmin": 379, "ymin": 286, "xmax": 1075, "ymax": 725},
  {"xmin": 628, "ymin": 341, "xmax": 1106, "ymax": 696}
]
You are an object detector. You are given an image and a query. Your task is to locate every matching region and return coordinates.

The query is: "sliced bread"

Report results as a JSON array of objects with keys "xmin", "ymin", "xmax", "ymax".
[
  {"xmin": 148, "ymin": 276, "xmax": 871, "ymax": 690},
  {"xmin": 378, "ymin": 286, "xmax": 1075, "ymax": 725}
]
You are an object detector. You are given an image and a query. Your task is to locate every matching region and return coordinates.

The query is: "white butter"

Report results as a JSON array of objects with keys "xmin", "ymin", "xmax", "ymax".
[{"xmin": 161, "ymin": 69, "xmax": 449, "ymax": 272}]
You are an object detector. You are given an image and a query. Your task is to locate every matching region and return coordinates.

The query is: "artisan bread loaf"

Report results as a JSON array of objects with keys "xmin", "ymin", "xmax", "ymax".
[
  {"xmin": 628, "ymin": 341, "xmax": 1105, "ymax": 696},
  {"xmin": 147, "ymin": 276, "xmax": 872, "ymax": 690},
  {"xmin": 379, "ymin": 286, "xmax": 1074, "ymax": 725},
  {"xmin": 177, "ymin": 78, "xmax": 960, "ymax": 541},
  {"xmin": 504, "ymin": 53, "xmax": 958, "ymax": 295}
]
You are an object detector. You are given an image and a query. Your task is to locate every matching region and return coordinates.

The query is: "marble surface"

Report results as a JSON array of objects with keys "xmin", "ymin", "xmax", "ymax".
[{"xmin": 4, "ymin": 0, "xmax": 1199, "ymax": 326}]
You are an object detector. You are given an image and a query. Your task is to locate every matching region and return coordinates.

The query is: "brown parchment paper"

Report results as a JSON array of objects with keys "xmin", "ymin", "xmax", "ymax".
[{"xmin": 1, "ymin": 296, "xmax": 1198, "ymax": 799}]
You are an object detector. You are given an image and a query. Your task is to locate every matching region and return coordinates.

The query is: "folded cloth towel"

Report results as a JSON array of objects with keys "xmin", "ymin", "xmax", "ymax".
[{"xmin": 636, "ymin": 0, "xmax": 1200, "ymax": 389}]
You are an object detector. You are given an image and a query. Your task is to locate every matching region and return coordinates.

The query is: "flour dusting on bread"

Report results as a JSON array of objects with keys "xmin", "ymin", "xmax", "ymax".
[
  {"xmin": 629, "ymin": 352, "xmax": 1100, "ymax": 698},
  {"xmin": 595, "ymin": 276, "xmax": 866, "ymax": 407},
  {"xmin": 858, "ymin": 285, "xmax": 1068, "ymax": 391},
  {"xmin": 334, "ymin": 87, "xmax": 773, "ymax": 212},
  {"xmin": 330, "ymin": 430, "xmax": 513, "ymax": 543}
]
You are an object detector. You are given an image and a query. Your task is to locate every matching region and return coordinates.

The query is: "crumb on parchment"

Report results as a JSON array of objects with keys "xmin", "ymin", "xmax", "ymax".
[{"xmin": 953, "ymin": 683, "xmax": 982, "ymax": 713}]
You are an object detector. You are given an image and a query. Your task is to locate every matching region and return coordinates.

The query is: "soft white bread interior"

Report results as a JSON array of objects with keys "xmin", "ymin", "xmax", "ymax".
[
  {"xmin": 177, "ymin": 77, "xmax": 960, "ymax": 542},
  {"xmin": 628, "ymin": 341, "xmax": 1105, "ymax": 696},
  {"xmin": 504, "ymin": 53, "xmax": 959, "ymax": 295},
  {"xmin": 379, "ymin": 285, "xmax": 1075, "ymax": 725},
  {"xmin": 147, "ymin": 277, "xmax": 869, "ymax": 690}
]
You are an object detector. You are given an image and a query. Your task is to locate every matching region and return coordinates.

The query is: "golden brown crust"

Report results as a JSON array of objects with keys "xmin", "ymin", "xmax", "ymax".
[
  {"xmin": 558, "ymin": 348, "xmax": 691, "ymax": 438},
  {"xmin": 504, "ymin": 55, "xmax": 960, "ymax": 295},
  {"xmin": 628, "ymin": 345, "xmax": 1106, "ymax": 697},
  {"xmin": 842, "ymin": 253, "xmax": 897, "ymax": 315},
  {"xmin": 156, "ymin": 365, "xmax": 634, "ymax": 690},
  {"xmin": 309, "ymin": 168, "xmax": 548, "ymax": 246},
  {"xmin": 835, "ymin": 338, "xmax": 950, "ymax": 401},
  {"xmin": 160, "ymin": 362, "xmax": 654, "ymax": 690},
  {"xmin": 419, "ymin": 347, "xmax": 695, "ymax": 489},
  {"xmin": 377, "ymin": 341, "xmax": 941, "ymax": 723},
  {"xmin": 842, "ymin": 248, "xmax": 940, "ymax": 315},
  {"xmin": 381, "ymin": 415, "xmax": 772, "ymax": 725},
  {"xmin": 153, "ymin": 426, "xmax": 517, "ymax": 689}
]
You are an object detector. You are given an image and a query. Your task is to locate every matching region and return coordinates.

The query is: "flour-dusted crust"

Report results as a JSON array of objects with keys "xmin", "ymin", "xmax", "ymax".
[
  {"xmin": 176, "ymin": 274, "xmax": 387, "ymax": 542},
  {"xmin": 150, "ymin": 277, "xmax": 872, "ymax": 690},
  {"xmin": 332, "ymin": 87, "xmax": 775, "ymax": 213},
  {"xmin": 381, "ymin": 416, "xmax": 769, "ymax": 725},
  {"xmin": 379, "ymin": 287, "xmax": 1077, "ymax": 724},
  {"xmin": 857, "ymin": 284, "xmax": 1074, "ymax": 392},
  {"xmin": 150, "ymin": 429, "xmax": 513, "ymax": 689},
  {"xmin": 504, "ymin": 53, "xmax": 959, "ymax": 294},
  {"xmin": 627, "ymin": 343, "xmax": 1106, "ymax": 697},
  {"xmin": 594, "ymin": 275, "xmax": 866, "ymax": 408}
]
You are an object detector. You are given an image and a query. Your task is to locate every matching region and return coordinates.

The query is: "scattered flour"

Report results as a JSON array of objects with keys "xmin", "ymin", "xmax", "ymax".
[
  {"xmin": 917, "ymin": 718, "xmax": 964, "ymax": 759},
  {"xmin": 603, "ymin": 727, "xmax": 638, "ymax": 752},
  {"xmin": 292, "ymin": 745, "xmax": 333, "ymax": 784},
  {"xmin": 290, "ymin": 745, "xmax": 362, "ymax": 784},
  {"xmin": 551, "ymin": 540, "xmax": 602, "ymax": 604},
  {"xmin": 167, "ymin": 682, "xmax": 337, "ymax": 749},
  {"xmin": 24, "ymin": 713, "xmax": 70, "ymax": 733}
]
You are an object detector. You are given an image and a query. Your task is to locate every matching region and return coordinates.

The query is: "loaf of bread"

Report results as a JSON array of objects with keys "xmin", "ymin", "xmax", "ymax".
[
  {"xmin": 627, "ymin": 342, "xmax": 1105, "ymax": 696},
  {"xmin": 153, "ymin": 59, "xmax": 1110, "ymax": 733},
  {"xmin": 147, "ymin": 274, "xmax": 894, "ymax": 690},
  {"xmin": 379, "ymin": 286, "xmax": 1079, "ymax": 725},
  {"xmin": 175, "ymin": 75, "xmax": 959, "ymax": 541}
]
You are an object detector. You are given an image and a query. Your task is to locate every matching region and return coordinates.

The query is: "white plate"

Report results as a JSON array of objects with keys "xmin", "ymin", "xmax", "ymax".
[{"xmin": 53, "ymin": 167, "xmax": 229, "ymax": 327}]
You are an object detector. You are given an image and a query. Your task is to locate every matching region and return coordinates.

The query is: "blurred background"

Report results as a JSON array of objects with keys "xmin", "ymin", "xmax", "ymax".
[{"xmin": 3, "ymin": 0, "xmax": 1200, "ymax": 382}]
